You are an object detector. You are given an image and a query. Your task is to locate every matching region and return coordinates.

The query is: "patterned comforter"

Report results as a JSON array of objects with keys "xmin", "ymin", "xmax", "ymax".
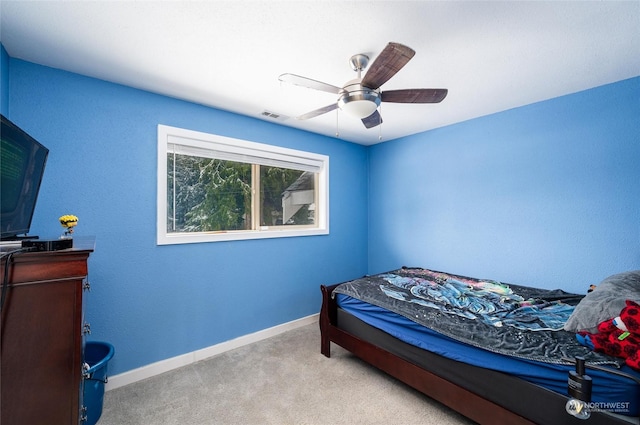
[{"xmin": 333, "ymin": 267, "xmax": 623, "ymax": 366}]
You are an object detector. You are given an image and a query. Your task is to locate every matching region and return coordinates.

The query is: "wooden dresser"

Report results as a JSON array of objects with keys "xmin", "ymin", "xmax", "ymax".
[{"xmin": 1, "ymin": 238, "xmax": 95, "ymax": 425}]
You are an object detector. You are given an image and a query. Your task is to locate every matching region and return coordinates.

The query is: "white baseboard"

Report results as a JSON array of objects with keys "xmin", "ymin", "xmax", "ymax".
[{"xmin": 105, "ymin": 313, "xmax": 319, "ymax": 391}]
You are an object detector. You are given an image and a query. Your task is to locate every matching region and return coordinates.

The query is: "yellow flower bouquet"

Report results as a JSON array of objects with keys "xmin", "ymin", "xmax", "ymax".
[{"xmin": 59, "ymin": 214, "xmax": 78, "ymax": 237}]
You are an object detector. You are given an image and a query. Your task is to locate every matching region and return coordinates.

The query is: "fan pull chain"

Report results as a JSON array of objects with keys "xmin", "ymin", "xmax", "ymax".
[{"xmin": 335, "ymin": 109, "xmax": 340, "ymax": 138}]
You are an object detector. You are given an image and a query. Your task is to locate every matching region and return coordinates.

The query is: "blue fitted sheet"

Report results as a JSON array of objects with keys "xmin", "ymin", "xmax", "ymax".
[{"xmin": 336, "ymin": 293, "xmax": 640, "ymax": 417}]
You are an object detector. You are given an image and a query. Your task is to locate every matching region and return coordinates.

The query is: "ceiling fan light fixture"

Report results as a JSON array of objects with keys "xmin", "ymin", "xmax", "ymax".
[
  {"xmin": 281, "ymin": 42, "xmax": 447, "ymax": 129},
  {"xmin": 338, "ymin": 90, "xmax": 381, "ymax": 119}
]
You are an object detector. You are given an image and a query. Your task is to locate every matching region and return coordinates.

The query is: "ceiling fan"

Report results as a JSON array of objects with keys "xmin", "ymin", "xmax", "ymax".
[{"xmin": 279, "ymin": 42, "xmax": 448, "ymax": 129}]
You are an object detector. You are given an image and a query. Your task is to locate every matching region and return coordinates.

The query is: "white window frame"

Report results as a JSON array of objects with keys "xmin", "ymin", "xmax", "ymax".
[{"xmin": 157, "ymin": 124, "xmax": 329, "ymax": 245}]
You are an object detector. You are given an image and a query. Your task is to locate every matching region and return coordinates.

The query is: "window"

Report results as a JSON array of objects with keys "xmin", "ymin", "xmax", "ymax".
[{"xmin": 157, "ymin": 125, "xmax": 329, "ymax": 244}]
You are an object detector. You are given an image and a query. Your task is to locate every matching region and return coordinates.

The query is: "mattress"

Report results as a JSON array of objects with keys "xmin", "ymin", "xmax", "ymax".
[{"xmin": 336, "ymin": 293, "xmax": 640, "ymax": 417}]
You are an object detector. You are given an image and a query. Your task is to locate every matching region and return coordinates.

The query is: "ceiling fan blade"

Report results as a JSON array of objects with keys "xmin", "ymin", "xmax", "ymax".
[
  {"xmin": 361, "ymin": 110, "xmax": 383, "ymax": 129},
  {"xmin": 381, "ymin": 88, "xmax": 448, "ymax": 103},
  {"xmin": 297, "ymin": 103, "xmax": 338, "ymax": 120},
  {"xmin": 278, "ymin": 73, "xmax": 342, "ymax": 95},
  {"xmin": 361, "ymin": 42, "xmax": 415, "ymax": 90}
]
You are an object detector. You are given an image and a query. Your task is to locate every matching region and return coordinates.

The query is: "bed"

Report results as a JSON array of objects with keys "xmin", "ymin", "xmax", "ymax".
[{"xmin": 319, "ymin": 267, "xmax": 640, "ymax": 425}]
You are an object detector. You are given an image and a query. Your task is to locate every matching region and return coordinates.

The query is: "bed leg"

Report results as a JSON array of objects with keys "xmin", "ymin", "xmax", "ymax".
[{"xmin": 320, "ymin": 326, "xmax": 331, "ymax": 357}]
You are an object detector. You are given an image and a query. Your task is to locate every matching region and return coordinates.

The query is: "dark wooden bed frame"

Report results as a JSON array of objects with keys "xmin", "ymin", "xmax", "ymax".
[{"xmin": 319, "ymin": 283, "xmax": 636, "ymax": 425}]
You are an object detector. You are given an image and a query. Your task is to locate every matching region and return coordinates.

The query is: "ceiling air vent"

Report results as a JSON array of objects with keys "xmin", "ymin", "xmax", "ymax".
[{"xmin": 260, "ymin": 110, "xmax": 289, "ymax": 121}]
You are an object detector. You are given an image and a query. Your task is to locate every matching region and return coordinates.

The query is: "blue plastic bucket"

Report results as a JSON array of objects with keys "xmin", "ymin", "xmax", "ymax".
[{"xmin": 83, "ymin": 341, "xmax": 115, "ymax": 425}]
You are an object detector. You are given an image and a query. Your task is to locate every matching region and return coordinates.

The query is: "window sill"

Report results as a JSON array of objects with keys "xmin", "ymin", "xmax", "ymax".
[{"xmin": 157, "ymin": 227, "xmax": 329, "ymax": 245}]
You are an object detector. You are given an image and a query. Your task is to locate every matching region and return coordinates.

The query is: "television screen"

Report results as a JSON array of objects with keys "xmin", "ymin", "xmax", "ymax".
[{"xmin": 1, "ymin": 114, "xmax": 49, "ymax": 240}]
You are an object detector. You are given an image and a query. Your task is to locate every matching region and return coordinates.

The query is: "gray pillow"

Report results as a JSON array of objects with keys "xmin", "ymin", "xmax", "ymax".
[{"xmin": 563, "ymin": 270, "xmax": 640, "ymax": 333}]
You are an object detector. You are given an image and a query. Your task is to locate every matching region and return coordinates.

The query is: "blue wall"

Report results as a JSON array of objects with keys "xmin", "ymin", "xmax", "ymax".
[
  {"xmin": 368, "ymin": 77, "xmax": 640, "ymax": 293},
  {"xmin": 7, "ymin": 58, "xmax": 369, "ymax": 375},
  {"xmin": 5, "ymin": 44, "xmax": 639, "ymax": 375}
]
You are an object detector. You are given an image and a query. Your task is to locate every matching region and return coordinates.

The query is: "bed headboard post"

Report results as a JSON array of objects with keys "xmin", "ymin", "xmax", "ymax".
[{"xmin": 320, "ymin": 284, "xmax": 339, "ymax": 357}]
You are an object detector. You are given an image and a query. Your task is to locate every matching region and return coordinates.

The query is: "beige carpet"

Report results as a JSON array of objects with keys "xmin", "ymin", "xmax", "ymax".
[{"xmin": 99, "ymin": 323, "xmax": 475, "ymax": 425}]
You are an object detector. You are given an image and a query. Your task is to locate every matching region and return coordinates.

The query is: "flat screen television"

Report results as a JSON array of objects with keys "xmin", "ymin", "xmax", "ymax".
[{"xmin": 1, "ymin": 114, "xmax": 49, "ymax": 241}]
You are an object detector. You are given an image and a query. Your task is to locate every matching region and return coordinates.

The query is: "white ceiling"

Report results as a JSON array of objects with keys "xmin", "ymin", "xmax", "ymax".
[{"xmin": 1, "ymin": 1, "xmax": 639, "ymax": 146}]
